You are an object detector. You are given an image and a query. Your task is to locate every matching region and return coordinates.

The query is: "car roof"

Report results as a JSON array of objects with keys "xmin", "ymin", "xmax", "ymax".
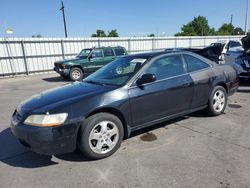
[
  {"xmin": 123, "ymin": 51, "xmax": 171, "ymax": 59},
  {"xmin": 124, "ymin": 49, "xmax": 195, "ymax": 59},
  {"xmin": 83, "ymin": 46, "xmax": 125, "ymax": 50}
]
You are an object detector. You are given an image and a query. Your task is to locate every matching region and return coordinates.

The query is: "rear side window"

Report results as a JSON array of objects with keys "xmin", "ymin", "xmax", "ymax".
[
  {"xmin": 114, "ymin": 48, "xmax": 126, "ymax": 56},
  {"xmin": 184, "ymin": 54, "xmax": 210, "ymax": 72},
  {"xmin": 103, "ymin": 48, "xmax": 114, "ymax": 57}
]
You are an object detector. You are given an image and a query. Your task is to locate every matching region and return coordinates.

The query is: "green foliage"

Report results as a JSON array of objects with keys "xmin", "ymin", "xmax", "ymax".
[
  {"xmin": 32, "ymin": 34, "xmax": 42, "ymax": 38},
  {"xmin": 91, "ymin": 29, "xmax": 107, "ymax": 37},
  {"xmin": 175, "ymin": 16, "xmax": 245, "ymax": 36},
  {"xmin": 233, "ymin": 27, "xmax": 245, "ymax": 35},
  {"xmin": 217, "ymin": 23, "xmax": 234, "ymax": 35},
  {"xmin": 175, "ymin": 16, "xmax": 216, "ymax": 36},
  {"xmin": 147, "ymin": 33, "xmax": 155, "ymax": 37},
  {"xmin": 91, "ymin": 29, "xmax": 119, "ymax": 37},
  {"xmin": 107, "ymin": 29, "xmax": 119, "ymax": 37}
]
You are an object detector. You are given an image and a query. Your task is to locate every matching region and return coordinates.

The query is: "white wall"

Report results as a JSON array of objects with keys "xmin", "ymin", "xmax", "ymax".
[{"xmin": 0, "ymin": 35, "xmax": 244, "ymax": 76}]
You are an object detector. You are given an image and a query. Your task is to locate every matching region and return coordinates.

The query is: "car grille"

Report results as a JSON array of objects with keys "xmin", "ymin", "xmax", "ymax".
[{"xmin": 54, "ymin": 62, "xmax": 63, "ymax": 69}]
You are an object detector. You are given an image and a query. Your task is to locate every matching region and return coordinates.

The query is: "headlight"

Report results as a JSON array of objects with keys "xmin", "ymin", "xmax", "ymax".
[{"xmin": 24, "ymin": 113, "xmax": 68, "ymax": 127}]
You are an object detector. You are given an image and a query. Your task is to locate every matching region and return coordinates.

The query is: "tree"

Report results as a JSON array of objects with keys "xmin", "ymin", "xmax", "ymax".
[
  {"xmin": 233, "ymin": 27, "xmax": 245, "ymax": 35},
  {"xmin": 147, "ymin": 33, "xmax": 155, "ymax": 37},
  {"xmin": 217, "ymin": 23, "xmax": 234, "ymax": 35},
  {"xmin": 32, "ymin": 34, "xmax": 42, "ymax": 38},
  {"xmin": 107, "ymin": 29, "xmax": 119, "ymax": 37},
  {"xmin": 175, "ymin": 16, "xmax": 216, "ymax": 36},
  {"xmin": 91, "ymin": 29, "xmax": 106, "ymax": 37}
]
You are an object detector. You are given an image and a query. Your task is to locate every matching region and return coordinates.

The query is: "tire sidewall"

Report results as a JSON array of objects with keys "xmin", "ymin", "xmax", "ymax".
[
  {"xmin": 70, "ymin": 67, "xmax": 83, "ymax": 81},
  {"xmin": 208, "ymin": 86, "xmax": 227, "ymax": 116},
  {"xmin": 78, "ymin": 113, "xmax": 124, "ymax": 160}
]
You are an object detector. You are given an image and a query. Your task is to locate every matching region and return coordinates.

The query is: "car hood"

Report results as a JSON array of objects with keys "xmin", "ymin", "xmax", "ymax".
[
  {"xmin": 241, "ymin": 35, "xmax": 250, "ymax": 51},
  {"xmin": 17, "ymin": 82, "xmax": 113, "ymax": 113},
  {"xmin": 55, "ymin": 57, "xmax": 86, "ymax": 64}
]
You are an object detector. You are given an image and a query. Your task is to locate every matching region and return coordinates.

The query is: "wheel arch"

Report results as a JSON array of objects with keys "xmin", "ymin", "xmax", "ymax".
[
  {"xmin": 85, "ymin": 107, "xmax": 130, "ymax": 139},
  {"xmin": 215, "ymin": 82, "xmax": 228, "ymax": 93},
  {"xmin": 70, "ymin": 65, "xmax": 84, "ymax": 72}
]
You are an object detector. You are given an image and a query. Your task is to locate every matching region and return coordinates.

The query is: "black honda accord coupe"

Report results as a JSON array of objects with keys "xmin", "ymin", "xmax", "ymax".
[{"xmin": 11, "ymin": 50, "xmax": 239, "ymax": 159}]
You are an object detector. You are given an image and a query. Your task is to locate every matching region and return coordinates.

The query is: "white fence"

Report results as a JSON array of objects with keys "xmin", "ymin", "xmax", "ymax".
[{"xmin": 0, "ymin": 35, "xmax": 244, "ymax": 77}]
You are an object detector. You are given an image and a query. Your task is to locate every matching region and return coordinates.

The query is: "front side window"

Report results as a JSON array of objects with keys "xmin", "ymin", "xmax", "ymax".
[
  {"xmin": 77, "ymin": 49, "xmax": 91, "ymax": 58},
  {"xmin": 184, "ymin": 54, "xmax": 209, "ymax": 72},
  {"xmin": 91, "ymin": 49, "xmax": 103, "ymax": 58},
  {"xmin": 103, "ymin": 48, "xmax": 114, "ymax": 57},
  {"xmin": 145, "ymin": 55, "xmax": 185, "ymax": 80}
]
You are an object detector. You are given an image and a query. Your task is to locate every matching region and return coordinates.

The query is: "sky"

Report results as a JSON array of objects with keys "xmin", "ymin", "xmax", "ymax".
[{"xmin": 0, "ymin": 0, "xmax": 249, "ymax": 37}]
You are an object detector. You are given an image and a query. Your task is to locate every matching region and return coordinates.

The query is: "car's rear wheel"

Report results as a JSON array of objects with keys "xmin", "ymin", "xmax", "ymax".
[
  {"xmin": 70, "ymin": 67, "xmax": 83, "ymax": 81},
  {"xmin": 78, "ymin": 113, "xmax": 124, "ymax": 160},
  {"xmin": 206, "ymin": 86, "xmax": 227, "ymax": 116}
]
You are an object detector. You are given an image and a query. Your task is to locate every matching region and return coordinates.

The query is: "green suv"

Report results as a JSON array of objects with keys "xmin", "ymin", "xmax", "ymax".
[{"xmin": 54, "ymin": 46, "xmax": 128, "ymax": 81}]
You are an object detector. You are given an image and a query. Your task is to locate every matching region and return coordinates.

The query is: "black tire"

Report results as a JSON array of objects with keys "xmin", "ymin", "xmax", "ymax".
[
  {"xmin": 78, "ymin": 113, "xmax": 124, "ymax": 160},
  {"xmin": 206, "ymin": 86, "xmax": 227, "ymax": 116},
  {"xmin": 69, "ymin": 67, "xmax": 83, "ymax": 81}
]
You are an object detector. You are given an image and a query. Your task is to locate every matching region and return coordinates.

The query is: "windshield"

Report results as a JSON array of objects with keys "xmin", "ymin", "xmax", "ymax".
[
  {"xmin": 84, "ymin": 56, "xmax": 148, "ymax": 86},
  {"xmin": 209, "ymin": 42, "xmax": 226, "ymax": 48},
  {"xmin": 77, "ymin": 49, "xmax": 91, "ymax": 58}
]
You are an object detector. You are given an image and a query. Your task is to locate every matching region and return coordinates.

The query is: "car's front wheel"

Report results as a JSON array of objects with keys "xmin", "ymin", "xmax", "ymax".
[
  {"xmin": 69, "ymin": 67, "xmax": 83, "ymax": 81},
  {"xmin": 78, "ymin": 113, "xmax": 124, "ymax": 160},
  {"xmin": 206, "ymin": 86, "xmax": 227, "ymax": 116}
]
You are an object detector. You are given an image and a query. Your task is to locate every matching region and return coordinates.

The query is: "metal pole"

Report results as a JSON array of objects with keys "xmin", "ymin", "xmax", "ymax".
[
  {"xmin": 245, "ymin": 0, "xmax": 249, "ymax": 35},
  {"xmin": 21, "ymin": 40, "xmax": 29, "ymax": 75},
  {"xmin": 60, "ymin": 1, "xmax": 68, "ymax": 37},
  {"xmin": 4, "ymin": 37, "xmax": 14, "ymax": 75},
  {"xmin": 61, "ymin": 39, "xmax": 65, "ymax": 59},
  {"xmin": 127, "ymin": 39, "xmax": 131, "ymax": 53}
]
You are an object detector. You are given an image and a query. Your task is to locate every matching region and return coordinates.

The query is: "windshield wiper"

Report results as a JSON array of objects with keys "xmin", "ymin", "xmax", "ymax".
[{"xmin": 84, "ymin": 80, "xmax": 106, "ymax": 86}]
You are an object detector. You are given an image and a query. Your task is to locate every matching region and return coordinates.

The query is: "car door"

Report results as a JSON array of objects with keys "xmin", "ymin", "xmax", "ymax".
[
  {"xmin": 85, "ymin": 49, "xmax": 104, "ymax": 73},
  {"xmin": 182, "ymin": 54, "xmax": 213, "ymax": 108},
  {"xmin": 128, "ymin": 54, "xmax": 194, "ymax": 127},
  {"xmin": 103, "ymin": 48, "xmax": 116, "ymax": 65}
]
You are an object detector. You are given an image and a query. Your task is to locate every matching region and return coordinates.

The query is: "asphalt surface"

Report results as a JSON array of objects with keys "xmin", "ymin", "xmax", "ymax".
[{"xmin": 0, "ymin": 73, "xmax": 250, "ymax": 188}]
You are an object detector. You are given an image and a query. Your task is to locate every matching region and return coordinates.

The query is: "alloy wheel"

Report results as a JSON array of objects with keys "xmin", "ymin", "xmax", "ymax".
[
  {"xmin": 72, "ymin": 70, "xmax": 81, "ymax": 80},
  {"xmin": 212, "ymin": 90, "xmax": 225, "ymax": 113},
  {"xmin": 88, "ymin": 121, "xmax": 119, "ymax": 154}
]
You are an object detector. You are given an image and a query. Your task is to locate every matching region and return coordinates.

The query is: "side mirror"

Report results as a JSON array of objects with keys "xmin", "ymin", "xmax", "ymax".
[{"xmin": 136, "ymin": 74, "xmax": 156, "ymax": 86}]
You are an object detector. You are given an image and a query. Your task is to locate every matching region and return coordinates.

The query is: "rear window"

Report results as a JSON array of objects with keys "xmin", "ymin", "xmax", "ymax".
[{"xmin": 114, "ymin": 48, "xmax": 126, "ymax": 56}]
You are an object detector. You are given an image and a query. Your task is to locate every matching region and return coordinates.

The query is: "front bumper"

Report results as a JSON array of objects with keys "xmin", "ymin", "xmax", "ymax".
[
  {"xmin": 11, "ymin": 120, "xmax": 81, "ymax": 155},
  {"xmin": 54, "ymin": 67, "xmax": 70, "ymax": 76}
]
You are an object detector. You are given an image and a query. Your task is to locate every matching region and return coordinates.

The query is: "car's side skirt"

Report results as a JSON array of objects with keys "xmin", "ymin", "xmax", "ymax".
[{"xmin": 130, "ymin": 105, "xmax": 207, "ymax": 133}]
